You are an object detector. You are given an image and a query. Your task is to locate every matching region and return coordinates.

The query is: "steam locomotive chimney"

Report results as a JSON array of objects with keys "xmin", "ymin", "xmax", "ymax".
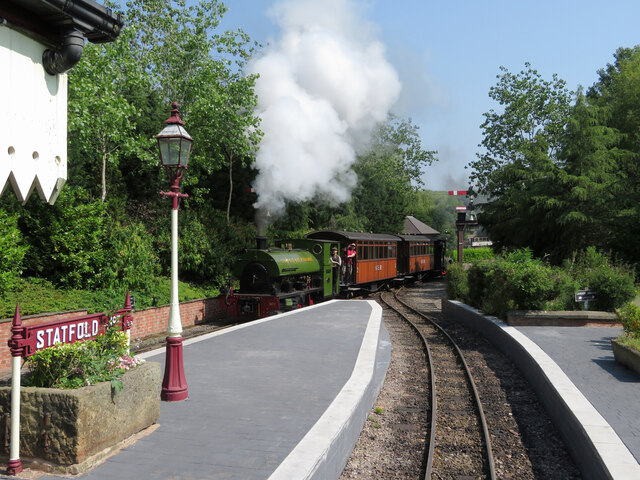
[{"xmin": 256, "ymin": 236, "xmax": 267, "ymax": 250}]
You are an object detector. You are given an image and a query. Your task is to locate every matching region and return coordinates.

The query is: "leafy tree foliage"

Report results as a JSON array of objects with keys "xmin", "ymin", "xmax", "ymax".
[
  {"xmin": 552, "ymin": 90, "xmax": 620, "ymax": 259},
  {"xmin": 351, "ymin": 117, "xmax": 437, "ymax": 233},
  {"xmin": 3, "ymin": 0, "xmax": 441, "ymax": 308},
  {"xmin": 0, "ymin": 209, "xmax": 28, "ymax": 296},
  {"xmin": 585, "ymin": 46, "xmax": 640, "ymax": 265},
  {"xmin": 471, "ymin": 63, "xmax": 573, "ymax": 195},
  {"xmin": 67, "ymin": 26, "xmax": 154, "ymax": 204},
  {"xmin": 472, "ymin": 50, "xmax": 640, "ymax": 273},
  {"xmin": 408, "ymin": 190, "xmax": 462, "ymax": 237},
  {"xmin": 17, "ymin": 188, "xmax": 111, "ymax": 289}
]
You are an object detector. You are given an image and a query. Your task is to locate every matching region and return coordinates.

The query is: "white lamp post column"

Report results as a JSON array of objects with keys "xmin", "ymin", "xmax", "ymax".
[{"xmin": 157, "ymin": 102, "xmax": 192, "ymax": 402}]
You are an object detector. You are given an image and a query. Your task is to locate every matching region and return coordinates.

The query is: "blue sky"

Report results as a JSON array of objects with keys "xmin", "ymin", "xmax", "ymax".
[{"xmin": 218, "ymin": 0, "xmax": 640, "ymax": 191}]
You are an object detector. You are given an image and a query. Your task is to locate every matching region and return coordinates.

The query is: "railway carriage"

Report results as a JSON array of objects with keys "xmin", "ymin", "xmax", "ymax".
[{"xmin": 396, "ymin": 234, "xmax": 446, "ymax": 279}]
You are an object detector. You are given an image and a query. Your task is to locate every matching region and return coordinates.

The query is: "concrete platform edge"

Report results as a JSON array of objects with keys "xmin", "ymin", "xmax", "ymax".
[
  {"xmin": 443, "ymin": 300, "xmax": 640, "ymax": 480},
  {"xmin": 268, "ymin": 300, "xmax": 390, "ymax": 480}
]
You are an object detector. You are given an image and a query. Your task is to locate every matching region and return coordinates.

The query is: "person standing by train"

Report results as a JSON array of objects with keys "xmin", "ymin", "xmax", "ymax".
[
  {"xmin": 330, "ymin": 246, "xmax": 342, "ymax": 295},
  {"xmin": 346, "ymin": 243, "xmax": 357, "ymax": 284}
]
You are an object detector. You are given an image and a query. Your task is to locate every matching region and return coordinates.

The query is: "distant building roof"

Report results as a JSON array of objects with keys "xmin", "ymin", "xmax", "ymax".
[{"xmin": 402, "ymin": 216, "xmax": 440, "ymax": 235}]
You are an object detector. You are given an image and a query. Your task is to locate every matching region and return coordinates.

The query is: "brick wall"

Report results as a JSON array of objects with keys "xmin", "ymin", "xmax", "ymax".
[{"xmin": 0, "ymin": 297, "xmax": 224, "ymax": 375}]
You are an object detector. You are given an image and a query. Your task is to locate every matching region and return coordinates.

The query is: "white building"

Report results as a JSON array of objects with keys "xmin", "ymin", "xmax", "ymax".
[{"xmin": 0, "ymin": 0, "xmax": 123, "ymax": 204}]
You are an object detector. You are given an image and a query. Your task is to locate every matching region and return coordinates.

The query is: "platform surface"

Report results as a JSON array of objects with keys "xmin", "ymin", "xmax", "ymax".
[
  {"xmin": 516, "ymin": 326, "xmax": 640, "ymax": 463},
  {"xmin": 28, "ymin": 300, "xmax": 389, "ymax": 480}
]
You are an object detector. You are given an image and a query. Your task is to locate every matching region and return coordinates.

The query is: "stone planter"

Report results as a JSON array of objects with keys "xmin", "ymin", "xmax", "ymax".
[
  {"xmin": 0, "ymin": 361, "xmax": 161, "ymax": 473},
  {"xmin": 611, "ymin": 339, "xmax": 640, "ymax": 377}
]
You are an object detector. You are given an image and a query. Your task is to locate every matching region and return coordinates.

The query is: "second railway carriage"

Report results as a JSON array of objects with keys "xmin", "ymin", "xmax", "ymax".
[{"xmin": 396, "ymin": 234, "xmax": 447, "ymax": 279}]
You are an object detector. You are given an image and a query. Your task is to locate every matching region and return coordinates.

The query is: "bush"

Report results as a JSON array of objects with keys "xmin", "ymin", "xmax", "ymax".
[
  {"xmin": 461, "ymin": 247, "xmax": 494, "ymax": 263},
  {"xmin": 25, "ymin": 325, "xmax": 138, "ymax": 388},
  {"xmin": 102, "ymin": 220, "xmax": 160, "ymax": 294},
  {"xmin": 155, "ymin": 210, "xmax": 255, "ymax": 286},
  {"xmin": 563, "ymin": 247, "xmax": 636, "ymax": 311},
  {"xmin": 445, "ymin": 262, "xmax": 469, "ymax": 301},
  {"xmin": 24, "ymin": 325, "xmax": 140, "ymax": 389},
  {"xmin": 465, "ymin": 248, "xmax": 578, "ymax": 319},
  {"xmin": 617, "ymin": 303, "xmax": 640, "ymax": 338},
  {"xmin": 0, "ymin": 276, "xmax": 220, "ymax": 319},
  {"xmin": 19, "ymin": 187, "xmax": 111, "ymax": 290},
  {"xmin": 0, "ymin": 211, "xmax": 28, "ymax": 297}
]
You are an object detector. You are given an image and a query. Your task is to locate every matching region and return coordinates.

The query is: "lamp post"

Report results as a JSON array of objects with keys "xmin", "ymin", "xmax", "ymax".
[{"xmin": 157, "ymin": 102, "xmax": 192, "ymax": 401}]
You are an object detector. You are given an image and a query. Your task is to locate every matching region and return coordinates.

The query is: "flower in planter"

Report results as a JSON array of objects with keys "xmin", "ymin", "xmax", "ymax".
[
  {"xmin": 24, "ymin": 326, "xmax": 140, "ymax": 389},
  {"xmin": 109, "ymin": 355, "xmax": 144, "ymax": 372}
]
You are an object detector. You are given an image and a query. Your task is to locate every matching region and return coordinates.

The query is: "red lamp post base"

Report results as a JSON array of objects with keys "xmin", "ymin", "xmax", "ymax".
[
  {"xmin": 161, "ymin": 336, "xmax": 188, "ymax": 401},
  {"xmin": 7, "ymin": 458, "xmax": 22, "ymax": 475}
]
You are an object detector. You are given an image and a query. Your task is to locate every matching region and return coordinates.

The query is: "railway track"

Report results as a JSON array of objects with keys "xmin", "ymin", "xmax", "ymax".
[
  {"xmin": 381, "ymin": 289, "xmax": 496, "ymax": 480},
  {"xmin": 342, "ymin": 280, "xmax": 581, "ymax": 479}
]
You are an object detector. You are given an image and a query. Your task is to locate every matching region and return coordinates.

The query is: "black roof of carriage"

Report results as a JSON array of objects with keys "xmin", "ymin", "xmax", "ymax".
[
  {"xmin": 306, "ymin": 231, "xmax": 400, "ymax": 243},
  {"xmin": 395, "ymin": 234, "xmax": 442, "ymax": 242}
]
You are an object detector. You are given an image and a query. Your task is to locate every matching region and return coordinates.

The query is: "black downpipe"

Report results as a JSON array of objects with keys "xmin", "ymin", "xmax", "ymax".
[{"xmin": 42, "ymin": 29, "xmax": 84, "ymax": 75}]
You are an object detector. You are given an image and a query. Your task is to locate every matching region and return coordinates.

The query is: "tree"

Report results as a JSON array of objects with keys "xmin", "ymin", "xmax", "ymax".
[
  {"xmin": 351, "ymin": 117, "xmax": 437, "ymax": 233},
  {"xmin": 188, "ymin": 61, "xmax": 262, "ymax": 223},
  {"xmin": 408, "ymin": 190, "xmax": 459, "ymax": 236},
  {"xmin": 586, "ymin": 46, "xmax": 640, "ymax": 265},
  {"xmin": 122, "ymin": 0, "xmax": 262, "ymax": 223},
  {"xmin": 470, "ymin": 63, "xmax": 574, "ymax": 258},
  {"xmin": 67, "ymin": 27, "xmax": 153, "ymax": 203},
  {"xmin": 471, "ymin": 63, "xmax": 573, "ymax": 195},
  {"xmin": 551, "ymin": 90, "xmax": 620, "ymax": 259}
]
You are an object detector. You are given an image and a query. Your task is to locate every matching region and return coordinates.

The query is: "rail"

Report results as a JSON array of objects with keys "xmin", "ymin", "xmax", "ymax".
[{"xmin": 380, "ymin": 289, "xmax": 496, "ymax": 480}]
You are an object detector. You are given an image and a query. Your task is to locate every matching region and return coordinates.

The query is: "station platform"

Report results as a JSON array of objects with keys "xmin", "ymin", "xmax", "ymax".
[
  {"xmin": 28, "ymin": 300, "xmax": 389, "ymax": 480},
  {"xmin": 443, "ymin": 300, "xmax": 640, "ymax": 480},
  {"xmin": 516, "ymin": 326, "xmax": 640, "ymax": 466}
]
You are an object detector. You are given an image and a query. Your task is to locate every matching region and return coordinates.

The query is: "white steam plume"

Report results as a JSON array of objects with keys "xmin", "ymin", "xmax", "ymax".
[{"xmin": 248, "ymin": 0, "xmax": 401, "ymax": 221}]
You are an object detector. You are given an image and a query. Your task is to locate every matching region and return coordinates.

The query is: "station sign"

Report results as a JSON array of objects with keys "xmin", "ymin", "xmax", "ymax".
[
  {"xmin": 8, "ymin": 293, "xmax": 133, "ymax": 358},
  {"xmin": 575, "ymin": 290, "xmax": 597, "ymax": 302}
]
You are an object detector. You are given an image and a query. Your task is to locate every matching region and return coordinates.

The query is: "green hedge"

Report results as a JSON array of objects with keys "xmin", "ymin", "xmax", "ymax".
[
  {"xmin": 447, "ymin": 247, "xmax": 635, "ymax": 319},
  {"xmin": 0, "ymin": 277, "xmax": 219, "ymax": 319},
  {"xmin": 0, "ymin": 211, "xmax": 28, "ymax": 297},
  {"xmin": 452, "ymin": 247, "xmax": 494, "ymax": 263},
  {"xmin": 617, "ymin": 303, "xmax": 640, "ymax": 338}
]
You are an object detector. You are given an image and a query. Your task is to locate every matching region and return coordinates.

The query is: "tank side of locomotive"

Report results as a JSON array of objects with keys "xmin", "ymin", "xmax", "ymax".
[{"xmin": 221, "ymin": 238, "xmax": 334, "ymax": 318}]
